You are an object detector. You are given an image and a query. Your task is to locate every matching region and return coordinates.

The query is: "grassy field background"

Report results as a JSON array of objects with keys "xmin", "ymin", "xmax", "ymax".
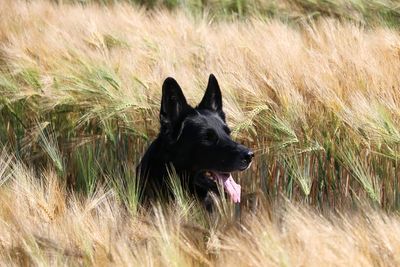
[
  {"xmin": 1, "ymin": 0, "xmax": 400, "ymax": 265},
  {"xmin": 53, "ymin": 0, "xmax": 400, "ymax": 27}
]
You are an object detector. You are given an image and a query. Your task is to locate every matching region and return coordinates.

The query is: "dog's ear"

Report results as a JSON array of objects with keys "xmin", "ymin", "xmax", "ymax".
[
  {"xmin": 198, "ymin": 74, "xmax": 223, "ymax": 112},
  {"xmin": 160, "ymin": 77, "xmax": 189, "ymax": 128}
]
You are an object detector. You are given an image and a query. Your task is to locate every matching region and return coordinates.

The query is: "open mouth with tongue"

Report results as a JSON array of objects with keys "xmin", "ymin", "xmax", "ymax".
[{"xmin": 204, "ymin": 171, "xmax": 241, "ymax": 203}]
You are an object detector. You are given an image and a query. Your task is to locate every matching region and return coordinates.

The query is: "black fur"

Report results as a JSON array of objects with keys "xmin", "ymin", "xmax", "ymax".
[{"xmin": 137, "ymin": 74, "xmax": 253, "ymax": 205}]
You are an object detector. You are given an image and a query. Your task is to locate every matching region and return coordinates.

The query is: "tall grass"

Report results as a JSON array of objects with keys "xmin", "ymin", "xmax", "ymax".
[
  {"xmin": 0, "ymin": 153, "xmax": 400, "ymax": 265},
  {"xmin": 1, "ymin": 0, "xmax": 400, "ymax": 264},
  {"xmin": 2, "ymin": 0, "xmax": 400, "ymax": 209},
  {"xmin": 52, "ymin": 0, "xmax": 400, "ymax": 28}
]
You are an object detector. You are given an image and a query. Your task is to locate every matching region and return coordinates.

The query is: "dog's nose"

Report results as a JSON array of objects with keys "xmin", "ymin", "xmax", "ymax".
[{"xmin": 243, "ymin": 151, "xmax": 254, "ymax": 164}]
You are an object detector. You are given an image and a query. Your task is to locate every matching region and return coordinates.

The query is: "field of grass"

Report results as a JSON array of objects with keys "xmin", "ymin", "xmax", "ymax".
[
  {"xmin": 54, "ymin": 0, "xmax": 400, "ymax": 28},
  {"xmin": 1, "ymin": 0, "xmax": 400, "ymax": 265}
]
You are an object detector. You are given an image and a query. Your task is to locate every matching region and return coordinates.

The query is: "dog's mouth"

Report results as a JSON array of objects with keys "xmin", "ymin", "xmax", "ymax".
[{"xmin": 204, "ymin": 171, "xmax": 241, "ymax": 203}]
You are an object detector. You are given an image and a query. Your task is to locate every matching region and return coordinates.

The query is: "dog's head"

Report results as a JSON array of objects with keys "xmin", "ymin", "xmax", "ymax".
[{"xmin": 159, "ymin": 74, "xmax": 253, "ymax": 203}]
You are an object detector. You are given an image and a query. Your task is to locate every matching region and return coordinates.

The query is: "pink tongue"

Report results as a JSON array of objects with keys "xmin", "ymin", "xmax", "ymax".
[{"xmin": 214, "ymin": 173, "xmax": 241, "ymax": 203}]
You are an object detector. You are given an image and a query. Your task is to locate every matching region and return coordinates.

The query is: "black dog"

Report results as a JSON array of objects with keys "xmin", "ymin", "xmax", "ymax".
[{"xmin": 137, "ymin": 74, "xmax": 253, "ymax": 206}]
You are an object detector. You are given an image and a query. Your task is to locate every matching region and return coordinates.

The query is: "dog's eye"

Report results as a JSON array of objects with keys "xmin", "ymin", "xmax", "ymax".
[{"xmin": 206, "ymin": 129, "xmax": 218, "ymax": 143}]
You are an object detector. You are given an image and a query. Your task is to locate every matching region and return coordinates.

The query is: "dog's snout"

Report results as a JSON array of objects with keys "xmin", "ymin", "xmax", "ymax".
[{"xmin": 242, "ymin": 150, "xmax": 254, "ymax": 164}]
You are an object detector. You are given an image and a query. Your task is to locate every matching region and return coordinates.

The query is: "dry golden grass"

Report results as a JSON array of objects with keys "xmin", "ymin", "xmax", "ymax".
[
  {"xmin": 2, "ymin": 0, "xmax": 400, "ymax": 265},
  {"xmin": 1, "ymin": 153, "xmax": 400, "ymax": 266},
  {"xmin": 3, "ymin": 0, "xmax": 400, "ymax": 206}
]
